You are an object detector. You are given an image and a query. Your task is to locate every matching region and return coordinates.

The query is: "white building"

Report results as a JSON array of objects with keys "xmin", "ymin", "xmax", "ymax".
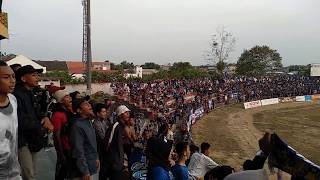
[
  {"xmin": 310, "ymin": 64, "xmax": 320, "ymax": 77},
  {"xmin": 6, "ymin": 55, "xmax": 47, "ymax": 73},
  {"xmin": 124, "ymin": 66, "xmax": 143, "ymax": 79}
]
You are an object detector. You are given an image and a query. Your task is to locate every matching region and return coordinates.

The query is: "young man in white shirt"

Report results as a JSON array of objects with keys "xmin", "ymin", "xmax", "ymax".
[
  {"xmin": 188, "ymin": 142, "xmax": 219, "ymax": 178},
  {"xmin": 0, "ymin": 61, "xmax": 22, "ymax": 179}
]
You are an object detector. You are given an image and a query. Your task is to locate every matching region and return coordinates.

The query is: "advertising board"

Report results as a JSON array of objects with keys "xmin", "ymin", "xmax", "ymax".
[
  {"xmin": 244, "ymin": 100, "xmax": 262, "ymax": 109},
  {"xmin": 261, "ymin": 98, "xmax": 279, "ymax": 106}
]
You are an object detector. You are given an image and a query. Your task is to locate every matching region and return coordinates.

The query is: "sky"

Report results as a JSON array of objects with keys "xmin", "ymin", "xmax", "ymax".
[{"xmin": 2, "ymin": 0, "xmax": 320, "ymax": 66}]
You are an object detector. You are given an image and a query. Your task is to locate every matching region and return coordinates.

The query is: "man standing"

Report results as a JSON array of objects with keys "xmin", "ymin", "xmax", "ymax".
[
  {"xmin": 188, "ymin": 142, "xmax": 219, "ymax": 179},
  {"xmin": 70, "ymin": 98, "xmax": 99, "ymax": 180},
  {"xmin": 104, "ymin": 105, "xmax": 131, "ymax": 180},
  {"xmin": 14, "ymin": 65, "xmax": 54, "ymax": 180},
  {"xmin": 0, "ymin": 61, "xmax": 21, "ymax": 179},
  {"xmin": 51, "ymin": 90, "xmax": 75, "ymax": 180},
  {"xmin": 93, "ymin": 103, "xmax": 109, "ymax": 180}
]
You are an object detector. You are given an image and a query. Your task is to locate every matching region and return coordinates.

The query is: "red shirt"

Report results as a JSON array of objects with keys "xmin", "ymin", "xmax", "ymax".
[{"xmin": 51, "ymin": 111, "xmax": 71, "ymax": 150}]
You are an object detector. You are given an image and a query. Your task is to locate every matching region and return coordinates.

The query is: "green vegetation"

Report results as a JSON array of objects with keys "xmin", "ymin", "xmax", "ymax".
[{"xmin": 236, "ymin": 45, "xmax": 282, "ymax": 76}]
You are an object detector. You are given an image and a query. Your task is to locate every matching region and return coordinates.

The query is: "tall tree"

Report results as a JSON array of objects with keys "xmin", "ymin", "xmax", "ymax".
[
  {"xmin": 207, "ymin": 27, "xmax": 236, "ymax": 74},
  {"xmin": 236, "ymin": 45, "xmax": 282, "ymax": 76}
]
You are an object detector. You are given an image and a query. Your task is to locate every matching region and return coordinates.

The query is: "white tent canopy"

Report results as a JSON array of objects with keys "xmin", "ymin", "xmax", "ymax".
[{"xmin": 6, "ymin": 55, "xmax": 47, "ymax": 73}]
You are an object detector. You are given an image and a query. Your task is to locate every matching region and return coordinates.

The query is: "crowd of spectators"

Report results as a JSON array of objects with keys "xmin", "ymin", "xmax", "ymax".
[{"xmin": 1, "ymin": 62, "xmax": 319, "ymax": 180}]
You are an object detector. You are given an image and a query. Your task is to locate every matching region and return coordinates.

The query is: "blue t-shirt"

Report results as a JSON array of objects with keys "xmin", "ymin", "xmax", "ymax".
[
  {"xmin": 149, "ymin": 166, "xmax": 171, "ymax": 180},
  {"xmin": 171, "ymin": 164, "xmax": 189, "ymax": 180}
]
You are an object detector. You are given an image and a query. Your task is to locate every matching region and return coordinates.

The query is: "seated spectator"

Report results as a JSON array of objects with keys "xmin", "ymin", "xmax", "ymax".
[
  {"xmin": 188, "ymin": 142, "xmax": 219, "ymax": 178},
  {"xmin": 171, "ymin": 142, "xmax": 193, "ymax": 180},
  {"xmin": 186, "ymin": 144, "xmax": 199, "ymax": 166}
]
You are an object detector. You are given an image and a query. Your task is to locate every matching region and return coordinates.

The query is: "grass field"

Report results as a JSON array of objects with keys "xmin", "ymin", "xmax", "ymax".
[
  {"xmin": 253, "ymin": 104, "xmax": 320, "ymax": 165},
  {"xmin": 192, "ymin": 102, "xmax": 320, "ymax": 175}
]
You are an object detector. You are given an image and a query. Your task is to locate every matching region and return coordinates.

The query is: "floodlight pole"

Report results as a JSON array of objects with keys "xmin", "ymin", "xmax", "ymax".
[{"xmin": 82, "ymin": 0, "xmax": 92, "ymax": 95}]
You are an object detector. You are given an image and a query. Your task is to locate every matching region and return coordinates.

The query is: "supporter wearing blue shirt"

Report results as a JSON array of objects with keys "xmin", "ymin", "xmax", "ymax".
[
  {"xmin": 172, "ymin": 142, "xmax": 191, "ymax": 180},
  {"xmin": 172, "ymin": 164, "xmax": 189, "ymax": 180}
]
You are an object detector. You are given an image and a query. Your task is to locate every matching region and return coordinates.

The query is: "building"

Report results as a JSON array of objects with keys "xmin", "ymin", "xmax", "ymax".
[
  {"xmin": 142, "ymin": 69, "xmax": 159, "ymax": 76},
  {"xmin": 6, "ymin": 55, "xmax": 47, "ymax": 73},
  {"xmin": 66, "ymin": 61, "xmax": 86, "ymax": 78},
  {"xmin": 0, "ymin": 11, "xmax": 9, "ymax": 40},
  {"xmin": 35, "ymin": 60, "xmax": 68, "ymax": 72},
  {"xmin": 124, "ymin": 66, "xmax": 143, "ymax": 79},
  {"xmin": 67, "ymin": 61, "xmax": 112, "ymax": 78},
  {"xmin": 92, "ymin": 61, "xmax": 111, "ymax": 71},
  {"xmin": 310, "ymin": 64, "xmax": 320, "ymax": 77}
]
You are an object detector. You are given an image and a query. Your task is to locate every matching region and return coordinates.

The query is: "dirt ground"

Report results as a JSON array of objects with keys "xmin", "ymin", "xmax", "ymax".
[{"xmin": 192, "ymin": 102, "xmax": 320, "ymax": 179}]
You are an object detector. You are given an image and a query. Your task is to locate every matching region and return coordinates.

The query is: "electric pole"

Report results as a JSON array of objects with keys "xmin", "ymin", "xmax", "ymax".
[{"xmin": 82, "ymin": 0, "xmax": 92, "ymax": 95}]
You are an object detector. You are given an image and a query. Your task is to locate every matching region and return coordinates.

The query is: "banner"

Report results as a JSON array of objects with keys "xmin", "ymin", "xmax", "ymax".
[
  {"xmin": 295, "ymin": 96, "xmax": 305, "ymax": 102},
  {"xmin": 305, "ymin": 95, "xmax": 312, "ymax": 102},
  {"xmin": 244, "ymin": 100, "xmax": 262, "ymax": 109},
  {"xmin": 261, "ymin": 98, "xmax": 279, "ymax": 106},
  {"xmin": 311, "ymin": 94, "xmax": 320, "ymax": 102},
  {"xmin": 184, "ymin": 93, "xmax": 196, "ymax": 102},
  {"xmin": 279, "ymin": 97, "xmax": 295, "ymax": 103},
  {"xmin": 194, "ymin": 107, "xmax": 204, "ymax": 119},
  {"xmin": 269, "ymin": 134, "xmax": 320, "ymax": 179},
  {"xmin": 208, "ymin": 100, "xmax": 213, "ymax": 109}
]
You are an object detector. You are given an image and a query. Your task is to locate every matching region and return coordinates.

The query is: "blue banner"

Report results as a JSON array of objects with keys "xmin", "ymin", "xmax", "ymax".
[{"xmin": 305, "ymin": 95, "xmax": 312, "ymax": 102}]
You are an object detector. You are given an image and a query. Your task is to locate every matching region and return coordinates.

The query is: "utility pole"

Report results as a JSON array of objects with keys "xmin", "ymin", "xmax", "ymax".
[{"xmin": 82, "ymin": 0, "xmax": 92, "ymax": 95}]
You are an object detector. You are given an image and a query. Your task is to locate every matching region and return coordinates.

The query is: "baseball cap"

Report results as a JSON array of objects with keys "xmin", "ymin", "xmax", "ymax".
[
  {"xmin": 16, "ymin": 65, "xmax": 43, "ymax": 81},
  {"xmin": 116, "ymin": 105, "xmax": 130, "ymax": 116}
]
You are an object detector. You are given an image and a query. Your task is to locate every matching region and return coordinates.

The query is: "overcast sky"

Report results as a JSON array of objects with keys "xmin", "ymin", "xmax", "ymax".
[{"xmin": 2, "ymin": 0, "xmax": 320, "ymax": 65}]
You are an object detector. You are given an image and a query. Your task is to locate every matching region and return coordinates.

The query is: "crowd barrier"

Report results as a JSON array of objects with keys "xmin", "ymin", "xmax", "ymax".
[{"xmin": 243, "ymin": 94, "xmax": 320, "ymax": 109}]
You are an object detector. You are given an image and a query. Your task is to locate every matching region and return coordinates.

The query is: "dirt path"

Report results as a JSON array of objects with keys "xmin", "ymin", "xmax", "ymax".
[{"xmin": 192, "ymin": 102, "xmax": 309, "ymax": 179}]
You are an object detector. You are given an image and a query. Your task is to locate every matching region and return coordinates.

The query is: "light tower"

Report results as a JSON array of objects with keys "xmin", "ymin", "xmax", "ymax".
[{"xmin": 82, "ymin": 0, "xmax": 92, "ymax": 95}]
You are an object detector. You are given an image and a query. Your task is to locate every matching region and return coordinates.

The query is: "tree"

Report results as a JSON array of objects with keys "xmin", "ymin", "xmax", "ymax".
[
  {"xmin": 288, "ymin": 65, "xmax": 310, "ymax": 76},
  {"xmin": 119, "ymin": 61, "xmax": 135, "ymax": 69},
  {"xmin": 141, "ymin": 62, "xmax": 160, "ymax": 69},
  {"xmin": 236, "ymin": 45, "xmax": 282, "ymax": 76},
  {"xmin": 170, "ymin": 62, "xmax": 193, "ymax": 71},
  {"xmin": 207, "ymin": 27, "xmax": 236, "ymax": 74}
]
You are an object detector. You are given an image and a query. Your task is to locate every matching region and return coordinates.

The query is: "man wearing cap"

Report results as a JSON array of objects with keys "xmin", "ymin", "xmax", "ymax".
[
  {"xmin": 104, "ymin": 105, "xmax": 131, "ymax": 180},
  {"xmin": 13, "ymin": 65, "xmax": 54, "ymax": 180},
  {"xmin": 51, "ymin": 90, "xmax": 75, "ymax": 180}
]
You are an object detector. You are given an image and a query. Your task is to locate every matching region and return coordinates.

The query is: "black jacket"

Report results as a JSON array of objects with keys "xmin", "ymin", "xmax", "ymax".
[
  {"xmin": 13, "ymin": 85, "xmax": 47, "ymax": 150},
  {"xmin": 105, "ymin": 121, "xmax": 125, "ymax": 171}
]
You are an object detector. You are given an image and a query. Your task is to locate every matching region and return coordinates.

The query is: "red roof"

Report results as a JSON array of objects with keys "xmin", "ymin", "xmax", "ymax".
[
  {"xmin": 67, "ymin": 61, "xmax": 85, "ymax": 74},
  {"xmin": 66, "ymin": 61, "xmax": 114, "ymax": 74}
]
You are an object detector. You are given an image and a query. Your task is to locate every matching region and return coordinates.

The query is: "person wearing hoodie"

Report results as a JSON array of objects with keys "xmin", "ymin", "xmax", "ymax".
[{"xmin": 70, "ymin": 98, "xmax": 100, "ymax": 180}]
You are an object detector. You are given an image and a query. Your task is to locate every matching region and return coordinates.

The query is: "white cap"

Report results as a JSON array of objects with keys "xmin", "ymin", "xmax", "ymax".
[
  {"xmin": 116, "ymin": 105, "xmax": 130, "ymax": 116},
  {"xmin": 53, "ymin": 90, "xmax": 69, "ymax": 103}
]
